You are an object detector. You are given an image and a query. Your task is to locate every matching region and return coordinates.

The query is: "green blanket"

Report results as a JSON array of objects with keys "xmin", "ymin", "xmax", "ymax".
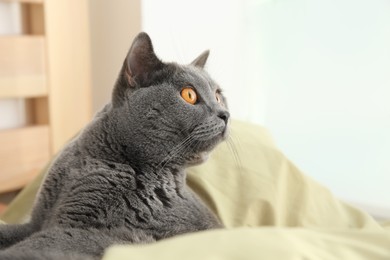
[{"xmin": 2, "ymin": 120, "xmax": 389, "ymax": 259}]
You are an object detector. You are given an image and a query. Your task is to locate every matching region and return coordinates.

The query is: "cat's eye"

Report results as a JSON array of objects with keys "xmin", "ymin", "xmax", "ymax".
[
  {"xmin": 216, "ymin": 92, "xmax": 222, "ymax": 104},
  {"xmin": 181, "ymin": 87, "xmax": 197, "ymax": 105}
]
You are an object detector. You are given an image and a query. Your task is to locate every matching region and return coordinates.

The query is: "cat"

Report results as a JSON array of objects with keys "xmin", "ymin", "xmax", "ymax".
[{"xmin": 0, "ymin": 32, "xmax": 229, "ymax": 260}]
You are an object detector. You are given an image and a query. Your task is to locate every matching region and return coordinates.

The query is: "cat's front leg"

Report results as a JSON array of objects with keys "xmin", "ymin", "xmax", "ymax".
[{"xmin": 0, "ymin": 223, "xmax": 37, "ymax": 250}]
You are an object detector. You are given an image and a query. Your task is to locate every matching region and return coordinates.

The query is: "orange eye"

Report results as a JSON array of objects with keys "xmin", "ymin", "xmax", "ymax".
[{"xmin": 181, "ymin": 87, "xmax": 197, "ymax": 105}]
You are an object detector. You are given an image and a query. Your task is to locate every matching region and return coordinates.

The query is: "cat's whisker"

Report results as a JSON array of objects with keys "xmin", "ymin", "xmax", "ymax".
[
  {"xmin": 156, "ymin": 134, "xmax": 196, "ymax": 174},
  {"xmin": 157, "ymin": 138, "xmax": 191, "ymax": 168},
  {"xmin": 170, "ymin": 134, "xmax": 196, "ymax": 157},
  {"xmin": 189, "ymin": 139, "xmax": 201, "ymax": 157},
  {"xmin": 156, "ymin": 139, "xmax": 195, "ymax": 175},
  {"xmin": 226, "ymin": 131, "xmax": 243, "ymax": 176}
]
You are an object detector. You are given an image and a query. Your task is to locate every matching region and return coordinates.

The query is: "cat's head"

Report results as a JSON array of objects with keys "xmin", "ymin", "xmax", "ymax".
[{"xmin": 110, "ymin": 32, "xmax": 229, "ymax": 168}]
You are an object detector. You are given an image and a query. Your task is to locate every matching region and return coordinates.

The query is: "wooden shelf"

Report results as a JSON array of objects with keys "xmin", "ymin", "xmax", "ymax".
[
  {"xmin": 0, "ymin": 35, "xmax": 47, "ymax": 98},
  {"xmin": 0, "ymin": 0, "xmax": 93, "ymax": 197},
  {"xmin": 0, "ymin": 76, "xmax": 47, "ymax": 98},
  {"xmin": 0, "ymin": 0, "xmax": 43, "ymax": 4},
  {"xmin": 0, "ymin": 125, "xmax": 50, "ymax": 193}
]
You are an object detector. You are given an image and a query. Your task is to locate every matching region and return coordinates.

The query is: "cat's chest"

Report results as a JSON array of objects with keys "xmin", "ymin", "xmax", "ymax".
[
  {"xmin": 50, "ymin": 168, "xmax": 210, "ymax": 233},
  {"xmin": 116, "ymin": 188, "xmax": 217, "ymax": 239}
]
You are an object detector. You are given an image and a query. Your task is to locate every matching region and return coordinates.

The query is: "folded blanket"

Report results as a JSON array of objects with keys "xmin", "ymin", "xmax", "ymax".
[{"xmin": 104, "ymin": 227, "xmax": 390, "ymax": 260}]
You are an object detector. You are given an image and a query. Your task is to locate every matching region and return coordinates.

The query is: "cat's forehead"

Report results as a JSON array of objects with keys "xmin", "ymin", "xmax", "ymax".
[{"xmin": 173, "ymin": 64, "xmax": 219, "ymax": 92}]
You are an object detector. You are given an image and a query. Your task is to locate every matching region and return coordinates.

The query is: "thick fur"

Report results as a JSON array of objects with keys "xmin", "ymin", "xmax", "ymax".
[{"xmin": 0, "ymin": 32, "xmax": 229, "ymax": 260}]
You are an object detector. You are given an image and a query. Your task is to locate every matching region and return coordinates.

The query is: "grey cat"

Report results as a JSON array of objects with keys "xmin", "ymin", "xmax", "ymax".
[{"xmin": 0, "ymin": 32, "xmax": 229, "ymax": 260}]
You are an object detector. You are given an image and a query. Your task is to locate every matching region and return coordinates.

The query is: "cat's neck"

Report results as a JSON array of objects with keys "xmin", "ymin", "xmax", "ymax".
[{"xmin": 77, "ymin": 106, "xmax": 187, "ymax": 183}]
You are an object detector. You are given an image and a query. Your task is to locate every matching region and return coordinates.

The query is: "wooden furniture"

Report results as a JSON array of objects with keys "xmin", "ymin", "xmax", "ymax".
[{"xmin": 0, "ymin": 0, "xmax": 92, "ymax": 193}]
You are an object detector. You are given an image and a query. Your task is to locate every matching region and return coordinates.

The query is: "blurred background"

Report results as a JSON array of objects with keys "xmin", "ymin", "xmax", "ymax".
[{"xmin": 0, "ymin": 0, "xmax": 389, "ymax": 218}]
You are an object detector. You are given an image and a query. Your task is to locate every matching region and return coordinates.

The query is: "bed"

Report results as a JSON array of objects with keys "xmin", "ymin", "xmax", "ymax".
[{"xmin": 1, "ymin": 120, "xmax": 389, "ymax": 259}]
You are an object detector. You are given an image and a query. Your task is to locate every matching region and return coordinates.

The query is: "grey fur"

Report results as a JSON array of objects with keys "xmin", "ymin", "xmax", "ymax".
[{"xmin": 0, "ymin": 32, "xmax": 229, "ymax": 260}]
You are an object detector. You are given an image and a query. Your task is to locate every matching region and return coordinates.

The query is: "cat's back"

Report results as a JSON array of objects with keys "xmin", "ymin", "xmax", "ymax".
[
  {"xmin": 42, "ymin": 104, "xmax": 114, "ymax": 187},
  {"xmin": 33, "ymin": 107, "xmax": 122, "ymax": 226}
]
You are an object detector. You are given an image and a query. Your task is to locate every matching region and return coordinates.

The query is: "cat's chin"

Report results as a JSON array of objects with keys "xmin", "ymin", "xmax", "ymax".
[{"xmin": 186, "ymin": 151, "xmax": 210, "ymax": 166}]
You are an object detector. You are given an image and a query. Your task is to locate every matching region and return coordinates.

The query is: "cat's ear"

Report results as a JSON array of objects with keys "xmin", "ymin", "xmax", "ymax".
[
  {"xmin": 124, "ymin": 32, "xmax": 164, "ymax": 87},
  {"xmin": 191, "ymin": 50, "xmax": 210, "ymax": 69}
]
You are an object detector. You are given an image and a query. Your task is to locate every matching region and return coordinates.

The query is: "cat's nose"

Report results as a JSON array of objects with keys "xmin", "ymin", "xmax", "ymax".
[{"xmin": 218, "ymin": 111, "xmax": 230, "ymax": 125}]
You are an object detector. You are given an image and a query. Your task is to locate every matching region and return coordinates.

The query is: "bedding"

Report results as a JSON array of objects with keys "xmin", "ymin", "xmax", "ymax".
[
  {"xmin": 104, "ymin": 228, "xmax": 390, "ymax": 260},
  {"xmin": 1, "ymin": 120, "xmax": 389, "ymax": 259}
]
